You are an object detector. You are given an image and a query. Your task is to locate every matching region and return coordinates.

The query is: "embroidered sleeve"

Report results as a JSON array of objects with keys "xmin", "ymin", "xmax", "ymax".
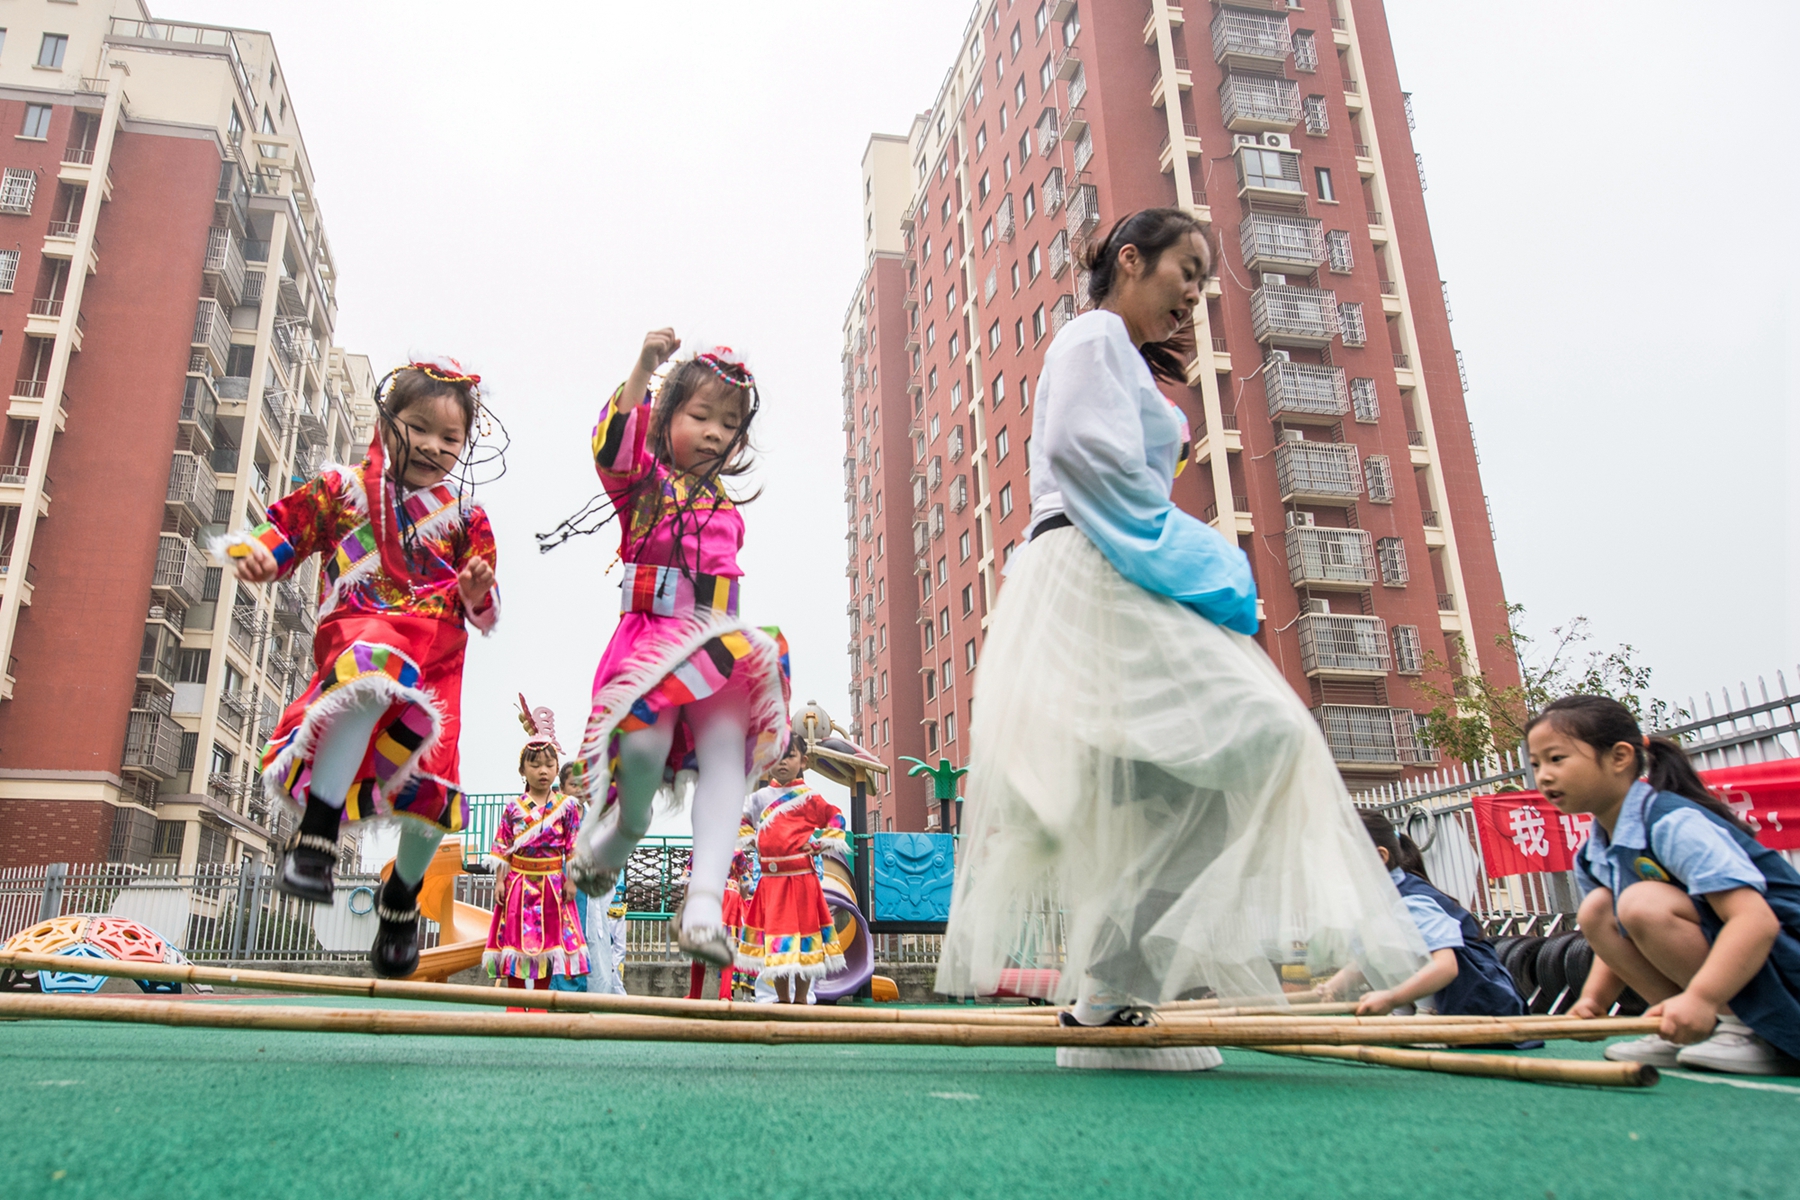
[
  {"xmin": 230, "ymin": 472, "xmax": 345, "ymax": 577},
  {"xmin": 592, "ymin": 384, "xmax": 655, "ymax": 491},
  {"xmin": 737, "ymin": 795, "xmax": 761, "ymax": 853},
  {"xmin": 456, "ymin": 504, "xmax": 500, "ymax": 634},
  {"xmin": 807, "ymin": 794, "xmax": 850, "ymax": 863},
  {"xmin": 491, "ymin": 800, "xmax": 520, "ymax": 860}
]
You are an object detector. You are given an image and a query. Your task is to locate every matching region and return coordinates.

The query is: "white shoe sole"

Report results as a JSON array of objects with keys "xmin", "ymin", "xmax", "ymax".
[
  {"xmin": 1675, "ymin": 1049, "xmax": 1797, "ymax": 1076},
  {"xmin": 1055, "ymin": 1046, "xmax": 1224, "ymax": 1072}
]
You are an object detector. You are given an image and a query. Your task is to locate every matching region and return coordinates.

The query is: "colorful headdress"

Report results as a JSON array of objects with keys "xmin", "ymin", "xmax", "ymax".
[
  {"xmin": 517, "ymin": 694, "xmax": 562, "ymax": 753},
  {"xmin": 690, "ymin": 345, "xmax": 755, "ymax": 390}
]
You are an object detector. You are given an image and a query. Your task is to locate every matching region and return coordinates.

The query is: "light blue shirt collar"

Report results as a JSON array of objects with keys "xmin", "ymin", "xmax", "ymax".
[
  {"xmin": 1584, "ymin": 779, "xmax": 1655, "ymax": 857},
  {"xmin": 1388, "ymin": 866, "xmax": 1407, "ymax": 885}
]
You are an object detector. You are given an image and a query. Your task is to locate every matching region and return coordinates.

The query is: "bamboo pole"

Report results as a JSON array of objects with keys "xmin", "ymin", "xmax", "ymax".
[
  {"xmin": 1257, "ymin": 1044, "xmax": 1659, "ymax": 1089},
  {"xmin": 1163, "ymin": 989, "xmax": 1324, "ymax": 1011},
  {"xmin": 0, "ymin": 992, "xmax": 1659, "ymax": 1051},
  {"xmin": 0, "ymin": 952, "xmax": 1048, "ymax": 1027}
]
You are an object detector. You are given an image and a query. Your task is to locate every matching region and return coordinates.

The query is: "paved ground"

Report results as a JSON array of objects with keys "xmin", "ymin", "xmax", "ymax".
[{"xmin": 2, "ymin": 996, "xmax": 1796, "ymax": 1199}]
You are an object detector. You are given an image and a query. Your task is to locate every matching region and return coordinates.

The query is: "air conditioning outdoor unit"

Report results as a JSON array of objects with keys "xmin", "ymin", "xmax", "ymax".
[
  {"xmin": 1280, "ymin": 429, "xmax": 1306, "ymax": 442},
  {"xmin": 1305, "ymin": 597, "xmax": 1331, "ymax": 613},
  {"xmin": 1286, "ymin": 510, "xmax": 1315, "ymax": 529},
  {"xmin": 1267, "ymin": 349, "xmax": 1292, "ymax": 362},
  {"xmin": 1261, "ymin": 132, "xmax": 1292, "ymax": 150},
  {"xmin": 1261, "ymin": 272, "xmax": 1288, "ymax": 287},
  {"xmin": 1233, "ymin": 133, "xmax": 1260, "ymax": 148}
]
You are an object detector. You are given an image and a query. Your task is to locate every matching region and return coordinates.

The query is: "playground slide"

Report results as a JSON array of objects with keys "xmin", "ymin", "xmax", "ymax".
[{"xmin": 384, "ymin": 839, "xmax": 490, "ymax": 982}]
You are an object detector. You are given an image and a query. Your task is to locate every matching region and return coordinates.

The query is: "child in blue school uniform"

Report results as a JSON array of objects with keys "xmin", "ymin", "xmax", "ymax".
[
  {"xmin": 1322, "ymin": 810, "xmax": 1528, "ymax": 1020},
  {"xmin": 1532, "ymin": 695, "xmax": 1800, "ymax": 1075}
]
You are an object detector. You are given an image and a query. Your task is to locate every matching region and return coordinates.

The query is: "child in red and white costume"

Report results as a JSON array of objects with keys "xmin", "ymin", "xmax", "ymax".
[
  {"xmin": 736, "ymin": 736, "xmax": 847, "ymax": 1004},
  {"xmin": 226, "ymin": 359, "xmax": 498, "ymax": 978}
]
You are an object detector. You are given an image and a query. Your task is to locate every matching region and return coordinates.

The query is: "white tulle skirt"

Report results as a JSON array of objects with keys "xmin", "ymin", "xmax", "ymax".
[{"xmin": 935, "ymin": 528, "xmax": 1428, "ymax": 1006}]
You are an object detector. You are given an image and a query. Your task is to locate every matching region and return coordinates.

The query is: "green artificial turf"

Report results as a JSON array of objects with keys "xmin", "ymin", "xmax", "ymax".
[{"xmin": 1, "ymin": 996, "xmax": 1795, "ymax": 1200}]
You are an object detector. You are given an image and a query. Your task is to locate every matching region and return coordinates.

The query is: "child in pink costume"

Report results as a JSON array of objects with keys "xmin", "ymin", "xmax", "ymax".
[{"xmin": 564, "ymin": 329, "xmax": 789, "ymax": 969}]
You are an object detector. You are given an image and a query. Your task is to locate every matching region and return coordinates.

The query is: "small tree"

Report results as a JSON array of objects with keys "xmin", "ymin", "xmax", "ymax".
[{"xmin": 1410, "ymin": 603, "xmax": 1686, "ymax": 765}]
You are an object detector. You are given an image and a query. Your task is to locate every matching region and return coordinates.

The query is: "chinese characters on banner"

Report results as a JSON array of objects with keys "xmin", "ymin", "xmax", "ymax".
[{"xmin": 1470, "ymin": 756, "xmax": 1800, "ymax": 878}]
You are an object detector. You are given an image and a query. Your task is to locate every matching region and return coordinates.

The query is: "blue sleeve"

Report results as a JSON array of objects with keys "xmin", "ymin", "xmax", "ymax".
[
  {"xmin": 1651, "ymin": 808, "xmax": 1765, "ymax": 897},
  {"xmin": 1045, "ymin": 332, "xmax": 1259, "ymax": 635},
  {"xmin": 1402, "ymin": 894, "xmax": 1466, "ymax": 952}
]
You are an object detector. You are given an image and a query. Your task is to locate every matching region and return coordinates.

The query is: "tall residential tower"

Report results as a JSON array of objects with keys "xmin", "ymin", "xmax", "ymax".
[
  {"xmin": 0, "ymin": 3, "xmax": 369, "ymax": 869},
  {"xmin": 842, "ymin": 0, "xmax": 1514, "ymax": 830}
]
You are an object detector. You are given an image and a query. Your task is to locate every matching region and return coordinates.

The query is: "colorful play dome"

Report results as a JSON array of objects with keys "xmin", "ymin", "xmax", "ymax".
[{"xmin": 1, "ymin": 914, "xmax": 202, "ymax": 995}]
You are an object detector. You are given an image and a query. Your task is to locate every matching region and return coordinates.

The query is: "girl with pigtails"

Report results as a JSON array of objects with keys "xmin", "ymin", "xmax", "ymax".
[
  {"xmin": 935, "ymin": 210, "xmax": 1426, "ymax": 1071},
  {"xmin": 225, "ymin": 359, "xmax": 501, "ymax": 978},
  {"xmin": 549, "ymin": 329, "xmax": 789, "ymax": 970}
]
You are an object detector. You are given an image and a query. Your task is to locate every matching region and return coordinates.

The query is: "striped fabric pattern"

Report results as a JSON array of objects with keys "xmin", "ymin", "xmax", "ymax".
[
  {"xmin": 619, "ymin": 563, "xmax": 739, "ymax": 618},
  {"xmin": 246, "ymin": 521, "xmax": 296, "ymax": 569}
]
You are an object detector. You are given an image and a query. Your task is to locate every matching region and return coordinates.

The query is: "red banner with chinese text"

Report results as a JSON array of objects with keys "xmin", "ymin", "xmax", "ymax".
[{"xmin": 1471, "ymin": 757, "xmax": 1800, "ymax": 876}]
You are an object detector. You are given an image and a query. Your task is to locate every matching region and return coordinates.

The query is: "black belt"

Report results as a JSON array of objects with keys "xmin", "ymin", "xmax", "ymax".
[{"xmin": 1030, "ymin": 513, "xmax": 1073, "ymax": 540}]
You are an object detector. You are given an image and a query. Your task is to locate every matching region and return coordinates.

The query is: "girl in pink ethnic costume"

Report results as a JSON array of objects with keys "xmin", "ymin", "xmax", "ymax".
[
  {"xmin": 558, "ymin": 329, "xmax": 789, "ymax": 969},
  {"xmin": 485, "ymin": 700, "xmax": 589, "ymax": 991},
  {"xmin": 737, "ymin": 736, "xmax": 848, "ymax": 1004},
  {"xmin": 226, "ymin": 361, "xmax": 498, "ymax": 978}
]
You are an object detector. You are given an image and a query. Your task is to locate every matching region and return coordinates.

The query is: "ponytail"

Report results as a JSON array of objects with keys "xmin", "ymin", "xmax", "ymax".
[
  {"xmin": 1526, "ymin": 695, "xmax": 1751, "ymax": 834},
  {"xmin": 1358, "ymin": 808, "xmax": 1430, "ymax": 882}
]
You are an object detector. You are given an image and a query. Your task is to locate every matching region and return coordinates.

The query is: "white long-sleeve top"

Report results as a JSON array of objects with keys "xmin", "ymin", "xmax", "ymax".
[{"xmin": 1026, "ymin": 309, "xmax": 1259, "ymax": 634}]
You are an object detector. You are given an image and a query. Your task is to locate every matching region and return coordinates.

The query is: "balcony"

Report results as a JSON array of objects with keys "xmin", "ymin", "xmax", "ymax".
[
  {"xmin": 1067, "ymin": 183, "xmax": 1100, "ymax": 237},
  {"xmin": 1048, "ymin": 230, "xmax": 1071, "ymax": 278},
  {"xmin": 267, "ymin": 646, "xmax": 295, "ymax": 685},
  {"xmin": 1251, "ymin": 284, "xmax": 1341, "ymax": 346},
  {"xmin": 1285, "ymin": 526, "xmax": 1375, "ymax": 588},
  {"xmin": 229, "ymin": 602, "xmax": 259, "ymax": 656},
  {"xmin": 217, "ymin": 689, "xmax": 249, "ymax": 736},
  {"xmin": 1044, "ymin": 167, "xmax": 1065, "ymax": 214},
  {"xmin": 1219, "ymin": 74, "xmax": 1302, "ymax": 133},
  {"xmin": 180, "ymin": 375, "xmax": 218, "ymax": 445},
  {"xmin": 1312, "ymin": 705, "xmax": 1435, "ymax": 766},
  {"xmin": 122, "ymin": 709, "xmax": 181, "ymax": 779},
  {"xmin": 203, "ymin": 226, "xmax": 247, "ymax": 306},
  {"xmin": 1264, "ymin": 360, "xmax": 1348, "ymax": 421},
  {"xmin": 1297, "ymin": 614, "xmax": 1392, "ymax": 676},
  {"xmin": 1275, "ymin": 440, "xmax": 1362, "ymax": 502},
  {"xmin": 165, "ymin": 451, "xmax": 218, "ymax": 524},
  {"xmin": 192, "ymin": 299, "xmax": 232, "ymax": 374},
  {"xmin": 1050, "ymin": 295, "xmax": 1076, "ymax": 335},
  {"xmin": 1211, "ymin": 9, "xmax": 1292, "ymax": 70},
  {"xmin": 1240, "ymin": 212, "xmax": 1326, "ymax": 273},
  {"xmin": 261, "ymin": 388, "xmax": 289, "ymax": 442},
  {"xmin": 152, "ymin": 534, "xmax": 205, "ymax": 607},
  {"xmin": 273, "ymin": 579, "xmax": 313, "ymax": 631}
]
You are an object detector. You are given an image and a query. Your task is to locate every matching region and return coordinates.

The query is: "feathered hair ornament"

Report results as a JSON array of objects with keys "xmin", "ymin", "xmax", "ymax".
[{"xmin": 516, "ymin": 694, "xmax": 562, "ymax": 753}]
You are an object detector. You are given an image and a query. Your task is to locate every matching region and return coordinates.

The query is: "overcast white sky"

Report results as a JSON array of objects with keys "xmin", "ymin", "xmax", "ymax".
[{"xmin": 173, "ymin": 1, "xmax": 1796, "ymax": 808}]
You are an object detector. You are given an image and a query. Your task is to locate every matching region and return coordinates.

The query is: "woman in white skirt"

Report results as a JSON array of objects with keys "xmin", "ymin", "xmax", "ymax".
[{"xmin": 935, "ymin": 208, "xmax": 1427, "ymax": 1071}]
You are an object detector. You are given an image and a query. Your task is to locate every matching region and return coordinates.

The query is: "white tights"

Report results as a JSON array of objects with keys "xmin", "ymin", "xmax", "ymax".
[
  {"xmin": 592, "ymin": 686, "xmax": 750, "ymax": 933},
  {"xmin": 308, "ymin": 692, "xmax": 443, "ymax": 888}
]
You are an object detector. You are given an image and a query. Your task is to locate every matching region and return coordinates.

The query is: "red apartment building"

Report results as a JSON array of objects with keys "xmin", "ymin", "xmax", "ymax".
[{"xmin": 843, "ymin": 0, "xmax": 1515, "ymax": 831}]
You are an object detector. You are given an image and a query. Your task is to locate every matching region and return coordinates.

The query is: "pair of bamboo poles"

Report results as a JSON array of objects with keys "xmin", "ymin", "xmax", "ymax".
[{"xmin": 0, "ymin": 951, "xmax": 1660, "ymax": 1088}]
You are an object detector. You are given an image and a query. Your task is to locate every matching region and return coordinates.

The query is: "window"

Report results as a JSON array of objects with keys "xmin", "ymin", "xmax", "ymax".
[
  {"xmin": 1002, "ymin": 153, "xmax": 1012, "ymax": 181},
  {"xmin": 1364, "ymin": 454, "xmax": 1393, "ymax": 503},
  {"xmin": 0, "ymin": 249, "xmax": 18, "ymax": 293},
  {"xmin": 1392, "ymin": 625, "xmax": 1423, "ymax": 674},
  {"xmin": 941, "ymin": 661, "xmax": 953, "ymax": 691},
  {"xmin": 1031, "ymin": 304, "xmax": 1046, "ymax": 341},
  {"xmin": 1017, "ymin": 128, "xmax": 1030, "ymax": 162},
  {"xmin": 177, "ymin": 730, "xmax": 199, "ymax": 773},
  {"xmin": 1315, "ymin": 167, "xmax": 1336, "ymax": 202},
  {"xmin": 944, "ymin": 711, "xmax": 957, "ymax": 744},
  {"xmin": 926, "ymin": 324, "xmax": 937, "ymax": 349},
  {"xmin": 926, "ymin": 721, "xmax": 938, "ymax": 752},
  {"xmin": 995, "ymin": 53, "xmax": 1005, "ymax": 81},
  {"xmin": 876, "ymin": 578, "xmax": 886, "ymax": 604},
  {"xmin": 177, "ymin": 649, "xmax": 210, "ymax": 683},
  {"xmin": 1012, "ymin": 22, "xmax": 1024, "ymax": 55},
  {"xmin": 38, "ymin": 34, "xmax": 67, "ymax": 69},
  {"xmin": 1377, "ymin": 537, "xmax": 1409, "ymax": 586},
  {"xmin": 1326, "ymin": 229, "xmax": 1354, "ymax": 273},
  {"xmin": 1027, "ymin": 244, "xmax": 1041, "ymax": 280},
  {"xmin": 20, "ymin": 104, "xmax": 51, "ymax": 140},
  {"xmin": 923, "ymin": 278, "xmax": 934, "ymax": 305},
  {"xmin": 995, "ymin": 426, "xmax": 1010, "ymax": 461},
  {"xmin": 881, "ymin": 670, "xmax": 888, "ymax": 697},
  {"xmin": 958, "ymin": 530, "xmax": 971, "ymax": 562},
  {"xmin": 988, "ymin": 320, "xmax": 1002, "ymax": 352},
  {"xmin": 944, "ymin": 240, "xmax": 955, "ymax": 267},
  {"xmin": 883, "ymin": 719, "xmax": 890, "ymax": 746},
  {"xmin": 210, "ymin": 741, "xmax": 234, "ymax": 776},
  {"xmin": 945, "ymin": 284, "xmax": 957, "ymax": 314},
  {"xmin": 923, "ymin": 620, "xmax": 935, "ymax": 651},
  {"xmin": 973, "ymin": 79, "xmax": 985, "ymax": 108},
  {"xmin": 1303, "ymin": 95, "xmax": 1329, "ymax": 135},
  {"xmin": 998, "ymin": 483, "xmax": 1014, "ymax": 518},
  {"xmin": 949, "ymin": 331, "xmax": 960, "ymax": 358},
  {"xmin": 961, "ymin": 584, "xmax": 974, "ymax": 616},
  {"xmin": 1238, "ymin": 148, "xmax": 1301, "ymax": 193},
  {"xmin": 937, "ymin": 557, "xmax": 948, "ymax": 585},
  {"xmin": 879, "ymin": 623, "xmax": 887, "ymax": 650},
  {"xmin": 1023, "ymin": 185, "xmax": 1036, "ymax": 221},
  {"xmin": 939, "ymin": 607, "xmax": 951, "ymax": 637},
  {"xmin": 153, "ymin": 820, "xmax": 185, "ymax": 858},
  {"xmin": 950, "ymin": 380, "xmax": 962, "ymax": 408},
  {"xmin": 925, "ymin": 668, "xmax": 936, "ymax": 700},
  {"xmin": 261, "ymin": 109, "xmax": 276, "ymax": 135},
  {"xmin": 1014, "ymin": 318, "xmax": 1026, "ymax": 349},
  {"xmin": 1338, "ymin": 301, "xmax": 1366, "ymax": 347},
  {"xmin": 1034, "ymin": 4, "xmax": 1049, "ymax": 36},
  {"xmin": 1063, "ymin": 4, "xmax": 1080, "ymax": 43},
  {"xmin": 1015, "ymin": 78, "xmax": 1028, "ymax": 114},
  {"xmin": 941, "ymin": 195, "xmax": 952, "ymax": 222},
  {"xmin": 1020, "ymin": 375, "xmax": 1031, "ymax": 408},
  {"xmin": 1350, "ymin": 377, "xmax": 1380, "ymax": 422},
  {"xmin": 992, "ymin": 376, "xmax": 1006, "ymax": 408},
  {"xmin": 1039, "ymin": 58, "xmax": 1054, "ymax": 93},
  {"xmin": 929, "ymin": 411, "xmax": 940, "ymax": 437},
  {"xmin": 1010, "ymin": 262, "xmax": 1020, "ymax": 291},
  {"xmin": 965, "ymin": 638, "xmax": 979, "ymax": 672},
  {"xmin": 975, "ymin": 125, "xmax": 987, "ymax": 155},
  {"xmin": 1294, "ymin": 30, "xmax": 1319, "ymax": 72},
  {"xmin": 982, "ymin": 218, "xmax": 994, "ymax": 250}
]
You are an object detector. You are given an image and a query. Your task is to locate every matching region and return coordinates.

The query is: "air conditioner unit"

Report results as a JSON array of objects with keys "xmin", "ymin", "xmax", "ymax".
[
  {"xmin": 1233, "ymin": 133, "xmax": 1260, "ymax": 149},
  {"xmin": 1285, "ymin": 511, "xmax": 1316, "ymax": 529},
  {"xmin": 1260, "ymin": 132, "xmax": 1292, "ymax": 150},
  {"xmin": 1267, "ymin": 349, "xmax": 1292, "ymax": 362},
  {"xmin": 1280, "ymin": 429, "xmax": 1307, "ymax": 443},
  {"xmin": 1305, "ymin": 597, "xmax": 1331, "ymax": 613},
  {"xmin": 1261, "ymin": 272, "xmax": 1288, "ymax": 287}
]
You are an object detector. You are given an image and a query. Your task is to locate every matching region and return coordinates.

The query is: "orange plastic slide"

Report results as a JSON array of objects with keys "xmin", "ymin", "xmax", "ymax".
[{"xmin": 379, "ymin": 838, "xmax": 490, "ymax": 981}]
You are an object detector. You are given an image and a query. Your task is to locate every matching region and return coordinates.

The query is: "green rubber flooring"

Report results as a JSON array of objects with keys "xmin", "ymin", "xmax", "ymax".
[{"xmin": 1, "ymin": 996, "xmax": 1795, "ymax": 1199}]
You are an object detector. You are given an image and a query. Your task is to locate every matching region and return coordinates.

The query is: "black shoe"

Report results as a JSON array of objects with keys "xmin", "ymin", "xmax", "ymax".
[
  {"xmin": 274, "ymin": 834, "xmax": 338, "ymax": 904},
  {"xmin": 369, "ymin": 900, "xmax": 421, "ymax": 979},
  {"xmin": 1059, "ymin": 1006, "xmax": 1154, "ymax": 1028}
]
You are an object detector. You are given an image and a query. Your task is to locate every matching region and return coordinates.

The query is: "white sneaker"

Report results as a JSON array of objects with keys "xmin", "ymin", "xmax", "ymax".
[
  {"xmin": 1603, "ymin": 1034, "xmax": 1684, "ymax": 1067},
  {"xmin": 1676, "ymin": 1019, "xmax": 1799, "ymax": 1076},
  {"xmin": 1056, "ymin": 1046, "xmax": 1224, "ymax": 1072}
]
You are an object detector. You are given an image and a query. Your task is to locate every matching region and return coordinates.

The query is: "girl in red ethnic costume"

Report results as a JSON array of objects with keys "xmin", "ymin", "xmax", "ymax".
[
  {"xmin": 737, "ymin": 736, "xmax": 848, "ymax": 1004},
  {"xmin": 227, "ymin": 360, "xmax": 499, "ymax": 978},
  {"xmin": 485, "ymin": 700, "xmax": 589, "ymax": 993},
  {"xmin": 552, "ymin": 329, "xmax": 789, "ymax": 970}
]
